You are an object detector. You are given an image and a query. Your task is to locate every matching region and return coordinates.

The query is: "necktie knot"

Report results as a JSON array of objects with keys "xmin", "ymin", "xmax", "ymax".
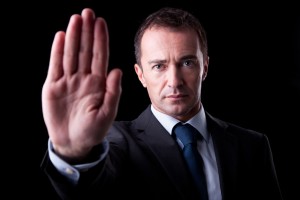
[{"xmin": 173, "ymin": 123, "xmax": 200, "ymax": 146}]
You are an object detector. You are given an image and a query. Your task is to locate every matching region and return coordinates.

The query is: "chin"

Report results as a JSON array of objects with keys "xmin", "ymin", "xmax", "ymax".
[{"xmin": 165, "ymin": 105, "xmax": 191, "ymax": 117}]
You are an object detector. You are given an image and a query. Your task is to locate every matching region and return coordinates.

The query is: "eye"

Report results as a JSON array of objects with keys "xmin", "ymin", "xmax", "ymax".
[
  {"xmin": 152, "ymin": 64, "xmax": 165, "ymax": 71},
  {"xmin": 183, "ymin": 59, "xmax": 194, "ymax": 67}
]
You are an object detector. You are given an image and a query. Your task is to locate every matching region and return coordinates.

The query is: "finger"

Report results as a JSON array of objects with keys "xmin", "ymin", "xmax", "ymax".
[
  {"xmin": 63, "ymin": 14, "xmax": 82, "ymax": 75},
  {"xmin": 102, "ymin": 68, "xmax": 123, "ymax": 118},
  {"xmin": 91, "ymin": 17, "xmax": 109, "ymax": 77},
  {"xmin": 47, "ymin": 32, "xmax": 65, "ymax": 81},
  {"xmin": 78, "ymin": 8, "xmax": 95, "ymax": 74}
]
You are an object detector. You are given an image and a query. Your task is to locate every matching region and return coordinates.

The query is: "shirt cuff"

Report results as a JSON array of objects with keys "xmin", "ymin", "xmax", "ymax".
[{"xmin": 48, "ymin": 139, "xmax": 109, "ymax": 183}]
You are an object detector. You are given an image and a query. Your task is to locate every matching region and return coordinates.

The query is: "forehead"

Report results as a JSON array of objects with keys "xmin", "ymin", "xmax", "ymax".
[
  {"xmin": 142, "ymin": 26, "xmax": 199, "ymax": 44},
  {"xmin": 140, "ymin": 27, "xmax": 201, "ymax": 57}
]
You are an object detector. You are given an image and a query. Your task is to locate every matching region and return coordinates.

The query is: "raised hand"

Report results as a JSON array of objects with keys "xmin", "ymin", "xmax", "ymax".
[{"xmin": 42, "ymin": 8, "xmax": 122, "ymax": 161}]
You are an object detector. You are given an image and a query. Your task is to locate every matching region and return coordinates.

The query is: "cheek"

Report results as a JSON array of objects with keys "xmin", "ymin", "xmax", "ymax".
[
  {"xmin": 145, "ymin": 75, "xmax": 165, "ymax": 95},
  {"xmin": 187, "ymin": 75, "xmax": 202, "ymax": 91},
  {"xmin": 148, "ymin": 78, "xmax": 163, "ymax": 92}
]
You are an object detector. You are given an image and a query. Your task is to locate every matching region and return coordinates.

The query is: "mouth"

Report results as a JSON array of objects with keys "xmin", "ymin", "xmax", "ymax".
[{"xmin": 166, "ymin": 94, "xmax": 188, "ymax": 101}]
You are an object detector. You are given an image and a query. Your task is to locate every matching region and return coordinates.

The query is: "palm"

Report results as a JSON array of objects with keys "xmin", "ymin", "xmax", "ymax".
[{"xmin": 42, "ymin": 8, "xmax": 122, "ymax": 159}]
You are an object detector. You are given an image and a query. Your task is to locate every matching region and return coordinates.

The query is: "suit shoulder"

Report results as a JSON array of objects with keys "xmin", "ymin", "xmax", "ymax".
[
  {"xmin": 207, "ymin": 112, "xmax": 267, "ymax": 141},
  {"xmin": 227, "ymin": 121, "xmax": 264, "ymax": 138}
]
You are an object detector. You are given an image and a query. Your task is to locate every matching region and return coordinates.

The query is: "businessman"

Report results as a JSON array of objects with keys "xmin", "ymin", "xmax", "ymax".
[{"xmin": 41, "ymin": 7, "xmax": 283, "ymax": 200}]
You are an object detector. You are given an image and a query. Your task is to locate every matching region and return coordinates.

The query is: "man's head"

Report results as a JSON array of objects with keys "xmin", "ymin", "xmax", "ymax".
[
  {"xmin": 134, "ymin": 7, "xmax": 208, "ymax": 67},
  {"xmin": 134, "ymin": 7, "xmax": 209, "ymax": 121}
]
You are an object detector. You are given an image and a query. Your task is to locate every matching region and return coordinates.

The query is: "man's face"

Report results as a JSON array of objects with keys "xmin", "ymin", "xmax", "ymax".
[{"xmin": 135, "ymin": 27, "xmax": 208, "ymax": 121}]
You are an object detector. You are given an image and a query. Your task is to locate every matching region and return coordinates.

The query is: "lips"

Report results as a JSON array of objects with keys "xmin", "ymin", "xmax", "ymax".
[{"xmin": 166, "ymin": 94, "xmax": 187, "ymax": 99}]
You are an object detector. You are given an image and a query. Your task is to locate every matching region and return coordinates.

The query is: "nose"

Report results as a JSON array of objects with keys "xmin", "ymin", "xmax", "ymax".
[{"xmin": 167, "ymin": 65, "xmax": 183, "ymax": 88}]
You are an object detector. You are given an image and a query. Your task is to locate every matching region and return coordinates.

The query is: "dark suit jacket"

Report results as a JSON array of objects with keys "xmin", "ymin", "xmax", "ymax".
[{"xmin": 41, "ymin": 105, "xmax": 283, "ymax": 200}]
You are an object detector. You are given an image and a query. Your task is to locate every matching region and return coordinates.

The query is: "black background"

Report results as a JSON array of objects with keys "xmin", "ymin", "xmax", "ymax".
[{"xmin": 7, "ymin": 0, "xmax": 299, "ymax": 199}]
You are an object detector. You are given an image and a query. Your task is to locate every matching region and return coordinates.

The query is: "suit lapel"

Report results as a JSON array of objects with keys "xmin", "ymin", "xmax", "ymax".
[
  {"xmin": 132, "ymin": 106, "xmax": 197, "ymax": 199},
  {"xmin": 206, "ymin": 112, "xmax": 238, "ymax": 199}
]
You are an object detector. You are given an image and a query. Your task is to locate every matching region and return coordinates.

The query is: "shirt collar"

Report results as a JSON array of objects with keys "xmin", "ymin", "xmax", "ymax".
[{"xmin": 150, "ymin": 104, "xmax": 209, "ymax": 142}]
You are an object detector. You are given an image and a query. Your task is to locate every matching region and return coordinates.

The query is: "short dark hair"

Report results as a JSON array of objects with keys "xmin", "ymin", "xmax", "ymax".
[{"xmin": 134, "ymin": 7, "xmax": 208, "ymax": 66}]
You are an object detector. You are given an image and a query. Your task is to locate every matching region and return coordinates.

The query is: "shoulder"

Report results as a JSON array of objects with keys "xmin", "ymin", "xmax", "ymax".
[
  {"xmin": 206, "ymin": 113, "xmax": 273, "ymax": 157},
  {"xmin": 206, "ymin": 111, "xmax": 268, "ymax": 142}
]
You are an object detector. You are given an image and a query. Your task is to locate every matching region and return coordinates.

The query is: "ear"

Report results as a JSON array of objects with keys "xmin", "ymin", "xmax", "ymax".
[
  {"xmin": 202, "ymin": 56, "xmax": 209, "ymax": 81},
  {"xmin": 134, "ymin": 64, "xmax": 147, "ymax": 87}
]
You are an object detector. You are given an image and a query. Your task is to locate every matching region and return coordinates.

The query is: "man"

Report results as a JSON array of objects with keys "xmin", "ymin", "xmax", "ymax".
[{"xmin": 41, "ymin": 7, "xmax": 283, "ymax": 200}]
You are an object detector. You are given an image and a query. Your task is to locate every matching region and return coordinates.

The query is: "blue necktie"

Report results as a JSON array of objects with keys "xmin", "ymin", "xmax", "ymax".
[{"xmin": 174, "ymin": 123, "xmax": 209, "ymax": 200}]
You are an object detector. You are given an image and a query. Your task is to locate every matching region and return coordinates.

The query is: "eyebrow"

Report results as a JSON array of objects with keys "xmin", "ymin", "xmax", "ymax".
[
  {"xmin": 180, "ymin": 55, "xmax": 198, "ymax": 60},
  {"xmin": 148, "ymin": 59, "xmax": 167, "ymax": 65},
  {"xmin": 147, "ymin": 55, "xmax": 198, "ymax": 65}
]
